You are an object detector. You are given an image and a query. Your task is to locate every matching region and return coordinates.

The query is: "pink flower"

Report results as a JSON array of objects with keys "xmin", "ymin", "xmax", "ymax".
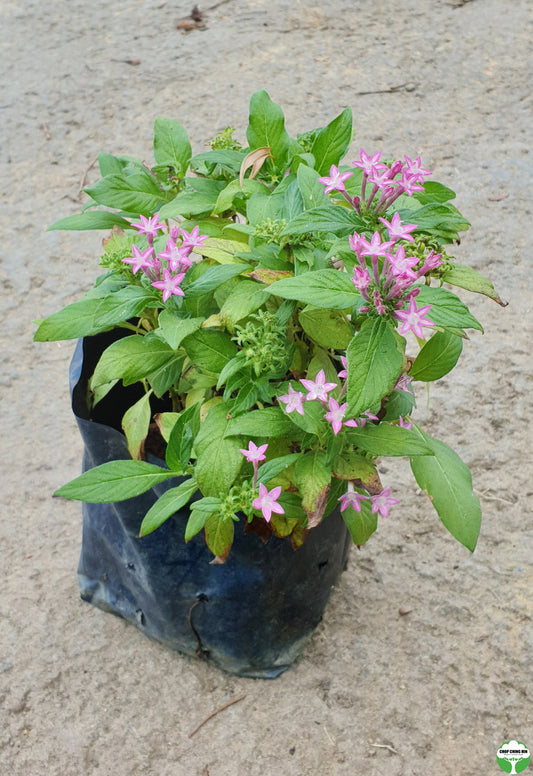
[
  {"xmin": 278, "ymin": 384, "xmax": 305, "ymax": 415},
  {"xmin": 352, "ymin": 265, "xmax": 371, "ymax": 291},
  {"xmin": 239, "ymin": 441, "xmax": 268, "ymax": 463},
  {"xmin": 180, "ymin": 225, "xmax": 209, "ymax": 251},
  {"xmin": 398, "ymin": 416, "xmax": 413, "ymax": 430},
  {"xmin": 157, "ymin": 240, "xmax": 193, "ymax": 272},
  {"xmin": 417, "ymin": 250, "xmax": 443, "ymax": 276},
  {"xmin": 351, "ymin": 149, "xmax": 384, "ymax": 176},
  {"xmin": 378, "ymin": 212, "xmax": 417, "ymax": 243},
  {"xmin": 300, "ymin": 369, "xmax": 337, "ymax": 402},
  {"xmin": 387, "ymin": 245, "xmax": 419, "ymax": 281},
  {"xmin": 394, "ymin": 296, "xmax": 435, "ymax": 338},
  {"xmin": 324, "ymin": 398, "xmax": 354, "ymax": 435},
  {"xmin": 337, "ymin": 355, "xmax": 348, "ymax": 380},
  {"xmin": 360, "ymin": 231, "xmax": 395, "ymax": 259},
  {"xmin": 370, "ymin": 488, "xmax": 400, "ymax": 518},
  {"xmin": 338, "ymin": 482, "xmax": 369, "ymax": 513},
  {"xmin": 252, "ymin": 483, "xmax": 285, "ymax": 523},
  {"xmin": 394, "ymin": 374, "xmax": 414, "ymax": 394},
  {"xmin": 318, "ymin": 164, "xmax": 353, "ymax": 194},
  {"xmin": 403, "ymin": 155, "xmax": 431, "ymax": 181},
  {"xmin": 130, "ymin": 214, "xmax": 165, "ymax": 238},
  {"xmin": 398, "ymin": 172, "xmax": 424, "ymax": 197},
  {"xmin": 122, "ymin": 245, "xmax": 155, "ymax": 275},
  {"xmin": 151, "ymin": 269, "xmax": 186, "ymax": 302}
]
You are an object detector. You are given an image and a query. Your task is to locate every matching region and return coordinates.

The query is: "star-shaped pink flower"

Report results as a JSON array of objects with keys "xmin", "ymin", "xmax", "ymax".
[
  {"xmin": 300, "ymin": 369, "xmax": 337, "ymax": 402},
  {"xmin": 318, "ymin": 164, "xmax": 353, "ymax": 194},
  {"xmin": 130, "ymin": 213, "xmax": 165, "ymax": 238},
  {"xmin": 351, "ymin": 149, "xmax": 385, "ymax": 176},
  {"xmin": 360, "ymin": 231, "xmax": 395, "ymax": 259},
  {"xmin": 122, "ymin": 245, "xmax": 155, "ymax": 274},
  {"xmin": 352, "ymin": 265, "xmax": 371, "ymax": 291},
  {"xmin": 151, "ymin": 269, "xmax": 186, "ymax": 302},
  {"xmin": 387, "ymin": 245, "xmax": 419, "ymax": 281},
  {"xmin": 394, "ymin": 296, "xmax": 435, "ymax": 338},
  {"xmin": 157, "ymin": 239, "xmax": 193, "ymax": 272},
  {"xmin": 370, "ymin": 488, "xmax": 399, "ymax": 518},
  {"xmin": 338, "ymin": 482, "xmax": 369, "ymax": 513},
  {"xmin": 180, "ymin": 225, "xmax": 209, "ymax": 251},
  {"xmin": 378, "ymin": 212, "xmax": 417, "ymax": 243},
  {"xmin": 337, "ymin": 355, "xmax": 348, "ymax": 380},
  {"xmin": 252, "ymin": 483, "xmax": 285, "ymax": 523},
  {"xmin": 324, "ymin": 398, "xmax": 355, "ymax": 435},
  {"xmin": 239, "ymin": 441, "xmax": 269, "ymax": 463},
  {"xmin": 278, "ymin": 384, "xmax": 305, "ymax": 415}
]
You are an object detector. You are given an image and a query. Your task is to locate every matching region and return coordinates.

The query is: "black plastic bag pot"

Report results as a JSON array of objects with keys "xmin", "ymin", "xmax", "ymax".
[{"xmin": 69, "ymin": 333, "xmax": 351, "ymax": 678}]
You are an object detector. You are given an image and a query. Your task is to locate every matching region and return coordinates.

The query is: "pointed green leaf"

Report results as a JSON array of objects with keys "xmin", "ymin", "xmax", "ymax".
[
  {"xmin": 54, "ymin": 461, "xmax": 176, "ymax": 502},
  {"xmin": 257, "ymin": 453, "xmax": 301, "ymax": 484},
  {"xmin": 157, "ymin": 312, "xmax": 203, "ymax": 350},
  {"xmin": 342, "ymin": 499, "xmax": 377, "ymax": 546},
  {"xmin": 346, "ymin": 318, "xmax": 404, "ymax": 418},
  {"xmin": 310, "ymin": 107, "xmax": 353, "ymax": 176},
  {"xmin": 205, "ymin": 513, "xmax": 234, "ymax": 557},
  {"xmin": 299, "ymin": 305, "xmax": 353, "ymax": 349},
  {"xmin": 268, "ymin": 268, "xmax": 359, "ymax": 310},
  {"xmin": 91, "ymin": 335, "xmax": 181, "ymax": 389},
  {"xmin": 281, "ymin": 205, "xmax": 364, "ymax": 237},
  {"xmin": 85, "ymin": 173, "xmax": 167, "ymax": 214},
  {"xmin": 194, "ymin": 403, "xmax": 243, "ymax": 496},
  {"xmin": 184, "ymin": 262, "xmax": 250, "ymax": 298},
  {"xmin": 181, "ymin": 329, "xmax": 237, "ymax": 374},
  {"xmin": 153, "ymin": 116, "xmax": 191, "ymax": 175},
  {"xmin": 294, "ymin": 450, "xmax": 331, "ymax": 513},
  {"xmin": 246, "ymin": 90, "xmax": 296, "ymax": 172},
  {"xmin": 165, "ymin": 403, "xmax": 200, "ymax": 472},
  {"xmin": 415, "ymin": 285, "xmax": 483, "ymax": 332},
  {"xmin": 47, "ymin": 211, "xmax": 131, "ymax": 232},
  {"xmin": 122, "ymin": 391, "xmax": 153, "ymax": 460},
  {"xmin": 442, "ymin": 264, "xmax": 506, "ymax": 306},
  {"xmin": 139, "ymin": 478, "xmax": 198, "ymax": 536},
  {"xmin": 409, "ymin": 331, "xmax": 463, "ymax": 382},
  {"xmin": 224, "ymin": 407, "xmax": 301, "ymax": 439},
  {"xmin": 344, "ymin": 422, "xmax": 434, "ymax": 457},
  {"xmin": 409, "ymin": 426, "xmax": 481, "ymax": 551}
]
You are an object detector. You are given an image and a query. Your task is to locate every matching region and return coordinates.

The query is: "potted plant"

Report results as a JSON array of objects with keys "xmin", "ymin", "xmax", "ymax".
[{"xmin": 35, "ymin": 90, "xmax": 504, "ymax": 677}]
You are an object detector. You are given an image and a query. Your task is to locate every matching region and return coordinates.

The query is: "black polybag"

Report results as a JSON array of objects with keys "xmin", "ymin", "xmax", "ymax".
[{"xmin": 70, "ymin": 333, "xmax": 351, "ymax": 678}]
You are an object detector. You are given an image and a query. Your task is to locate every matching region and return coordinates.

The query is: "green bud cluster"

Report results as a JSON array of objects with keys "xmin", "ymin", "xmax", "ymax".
[
  {"xmin": 254, "ymin": 218, "xmax": 288, "ymax": 246},
  {"xmin": 233, "ymin": 311, "xmax": 289, "ymax": 377},
  {"xmin": 209, "ymin": 127, "xmax": 241, "ymax": 151}
]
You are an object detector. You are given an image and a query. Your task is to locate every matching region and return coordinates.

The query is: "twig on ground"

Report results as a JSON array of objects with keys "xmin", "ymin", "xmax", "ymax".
[
  {"xmin": 78, "ymin": 156, "xmax": 98, "ymax": 195},
  {"xmin": 356, "ymin": 82, "xmax": 417, "ymax": 96},
  {"xmin": 371, "ymin": 742, "xmax": 399, "ymax": 755},
  {"xmin": 188, "ymin": 695, "xmax": 246, "ymax": 738}
]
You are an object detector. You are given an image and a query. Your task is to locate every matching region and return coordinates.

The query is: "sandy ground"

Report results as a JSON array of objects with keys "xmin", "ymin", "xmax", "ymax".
[{"xmin": 1, "ymin": 0, "xmax": 532, "ymax": 774}]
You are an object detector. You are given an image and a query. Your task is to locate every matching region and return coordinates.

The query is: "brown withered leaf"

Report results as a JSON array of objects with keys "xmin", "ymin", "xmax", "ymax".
[
  {"xmin": 243, "ymin": 516, "xmax": 272, "ymax": 544},
  {"xmin": 305, "ymin": 484, "xmax": 330, "ymax": 531},
  {"xmin": 239, "ymin": 147, "xmax": 272, "ymax": 188},
  {"xmin": 209, "ymin": 545, "xmax": 231, "ymax": 565},
  {"xmin": 102, "ymin": 224, "xmax": 125, "ymax": 246}
]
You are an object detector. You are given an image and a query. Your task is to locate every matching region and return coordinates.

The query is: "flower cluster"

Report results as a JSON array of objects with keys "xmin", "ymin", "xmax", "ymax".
[
  {"xmin": 122, "ymin": 215, "xmax": 208, "ymax": 302},
  {"xmin": 239, "ymin": 442, "xmax": 285, "ymax": 522},
  {"xmin": 338, "ymin": 482, "xmax": 399, "ymax": 519}
]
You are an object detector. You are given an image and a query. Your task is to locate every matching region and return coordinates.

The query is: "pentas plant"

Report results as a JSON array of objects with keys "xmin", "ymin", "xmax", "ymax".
[{"xmin": 35, "ymin": 90, "xmax": 505, "ymax": 561}]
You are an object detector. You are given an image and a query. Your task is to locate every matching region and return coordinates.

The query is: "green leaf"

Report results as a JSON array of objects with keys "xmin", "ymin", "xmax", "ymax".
[
  {"xmin": 409, "ymin": 331, "xmax": 463, "ymax": 382},
  {"xmin": 286, "ymin": 400, "xmax": 326, "ymax": 437},
  {"xmin": 184, "ymin": 262, "xmax": 250, "ymax": 298},
  {"xmin": 139, "ymin": 478, "xmax": 198, "ymax": 536},
  {"xmin": 219, "ymin": 280, "xmax": 270, "ymax": 329},
  {"xmin": 342, "ymin": 499, "xmax": 377, "ymax": 546},
  {"xmin": 153, "ymin": 116, "xmax": 191, "ymax": 175},
  {"xmin": 382, "ymin": 389, "xmax": 416, "ymax": 422},
  {"xmin": 294, "ymin": 450, "xmax": 331, "ymax": 513},
  {"xmin": 165, "ymin": 403, "xmax": 200, "ymax": 472},
  {"xmin": 332, "ymin": 452, "xmax": 377, "ymax": 485},
  {"xmin": 196, "ymin": 237, "xmax": 251, "ymax": 265},
  {"xmin": 34, "ymin": 286, "xmax": 158, "ymax": 342},
  {"xmin": 225, "ymin": 406, "xmax": 301, "ymax": 439},
  {"xmin": 121, "ymin": 391, "xmax": 152, "ymax": 460},
  {"xmin": 85, "ymin": 173, "xmax": 167, "ymax": 215},
  {"xmin": 297, "ymin": 164, "xmax": 329, "ymax": 210},
  {"xmin": 205, "ymin": 513, "xmax": 234, "ymax": 557},
  {"xmin": 346, "ymin": 318, "xmax": 404, "ymax": 418},
  {"xmin": 91, "ymin": 335, "xmax": 182, "ymax": 389},
  {"xmin": 158, "ymin": 179, "xmax": 226, "ymax": 219},
  {"xmin": 416, "ymin": 285, "xmax": 484, "ymax": 332},
  {"xmin": 299, "ymin": 305, "xmax": 353, "ymax": 349},
  {"xmin": 268, "ymin": 268, "xmax": 359, "ymax": 310},
  {"xmin": 246, "ymin": 90, "xmax": 296, "ymax": 173},
  {"xmin": 98, "ymin": 152, "xmax": 128, "ymax": 177},
  {"xmin": 194, "ymin": 403, "xmax": 243, "ymax": 496},
  {"xmin": 190, "ymin": 149, "xmax": 246, "ymax": 175},
  {"xmin": 257, "ymin": 453, "xmax": 301, "ymax": 484},
  {"xmin": 184, "ymin": 499, "xmax": 220, "ymax": 541},
  {"xmin": 310, "ymin": 107, "xmax": 353, "ymax": 176},
  {"xmin": 409, "ymin": 426, "xmax": 481, "ymax": 551},
  {"xmin": 402, "ymin": 202, "xmax": 470, "ymax": 236},
  {"xmin": 231, "ymin": 382, "xmax": 259, "ymax": 415},
  {"xmin": 157, "ymin": 312, "xmax": 203, "ymax": 350},
  {"xmin": 282, "ymin": 205, "xmax": 364, "ymax": 237},
  {"xmin": 412, "ymin": 181, "xmax": 456, "ymax": 205},
  {"xmin": 54, "ymin": 461, "xmax": 176, "ymax": 502},
  {"xmin": 344, "ymin": 422, "xmax": 435, "ymax": 457},
  {"xmin": 181, "ymin": 329, "xmax": 237, "ymax": 374},
  {"xmin": 46, "ymin": 211, "xmax": 131, "ymax": 231},
  {"xmin": 442, "ymin": 264, "xmax": 506, "ymax": 305}
]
